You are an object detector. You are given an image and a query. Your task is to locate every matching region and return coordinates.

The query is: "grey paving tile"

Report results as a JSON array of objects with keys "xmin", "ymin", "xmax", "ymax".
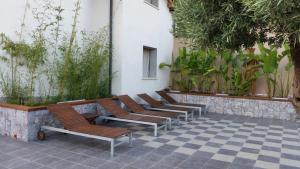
[
  {"xmin": 141, "ymin": 152, "xmax": 165, "ymax": 162},
  {"xmin": 1, "ymin": 113, "xmax": 300, "ymax": 169},
  {"xmin": 127, "ymin": 159, "xmax": 155, "ymax": 169},
  {"xmin": 280, "ymin": 165, "xmax": 300, "ymax": 169},
  {"xmin": 228, "ymin": 163, "xmax": 253, "ymax": 169},
  {"xmin": 258, "ymin": 155, "xmax": 280, "ymax": 163},
  {"xmin": 218, "ymin": 149, "xmax": 237, "ymax": 156},
  {"xmin": 232, "ymin": 157, "xmax": 255, "ymax": 167},
  {"xmin": 80, "ymin": 157, "xmax": 107, "ymax": 168},
  {"xmin": 206, "ymin": 142, "xmax": 222, "ymax": 148},
  {"xmin": 240, "ymin": 147, "xmax": 260, "ymax": 154},
  {"xmin": 97, "ymin": 161, "xmax": 123, "ymax": 169},
  {"xmin": 159, "ymin": 153, "xmax": 188, "ymax": 167},
  {"xmin": 191, "ymin": 151, "xmax": 214, "ymax": 160},
  {"xmin": 149, "ymin": 162, "xmax": 175, "ymax": 169},
  {"xmin": 65, "ymin": 153, "xmax": 91, "ymax": 164},
  {"xmin": 246, "ymin": 140, "xmax": 263, "ymax": 145},
  {"xmin": 183, "ymin": 143, "xmax": 201, "ymax": 149},
  {"xmin": 11, "ymin": 162, "xmax": 42, "ymax": 169},
  {"xmin": 281, "ymin": 153, "xmax": 300, "ymax": 161},
  {"xmin": 70, "ymin": 164, "xmax": 96, "ymax": 169},
  {"xmin": 177, "ymin": 157, "xmax": 207, "ymax": 169},
  {"xmin": 203, "ymin": 159, "xmax": 230, "ymax": 169},
  {"xmin": 261, "ymin": 146, "xmax": 281, "ymax": 152},
  {"xmin": 35, "ymin": 156, "xmax": 61, "ymax": 166}
]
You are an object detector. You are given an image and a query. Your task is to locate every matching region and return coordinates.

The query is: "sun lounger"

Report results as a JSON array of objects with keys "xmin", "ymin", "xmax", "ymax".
[
  {"xmin": 97, "ymin": 99, "xmax": 168, "ymax": 137},
  {"xmin": 156, "ymin": 91, "xmax": 206, "ymax": 114},
  {"xmin": 38, "ymin": 104, "xmax": 132, "ymax": 157},
  {"xmin": 138, "ymin": 93, "xmax": 197, "ymax": 121},
  {"xmin": 116, "ymin": 95, "xmax": 181, "ymax": 129}
]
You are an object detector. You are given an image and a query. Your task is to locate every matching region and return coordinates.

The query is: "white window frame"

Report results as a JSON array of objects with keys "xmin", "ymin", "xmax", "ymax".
[{"xmin": 143, "ymin": 46, "xmax": 157, "ymax": 80}]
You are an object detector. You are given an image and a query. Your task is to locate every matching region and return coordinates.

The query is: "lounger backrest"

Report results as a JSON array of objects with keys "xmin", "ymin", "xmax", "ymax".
[
  {"xmin": 97, "ymin": 99, "xmax": 129, "ymax": 117},
  {"xmin": 117, "ymin": 95, "xmax": 144, "ymax": 112},
  {"xmin": 156, "ymin": 91, "xmax": 177, "ymax": 104},
  {"xmin": 137, "ymin": 93, "xmax": 163, "ymax": 108},
  {"xmin": 48, "ymin": 104, "xmax": 90, "ymax": 130}
]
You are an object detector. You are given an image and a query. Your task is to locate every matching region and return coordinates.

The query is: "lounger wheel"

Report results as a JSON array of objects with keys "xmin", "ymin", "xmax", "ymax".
[{"xmin": 37, "ymin": 131, "xmax": 46, "ymax": 141}]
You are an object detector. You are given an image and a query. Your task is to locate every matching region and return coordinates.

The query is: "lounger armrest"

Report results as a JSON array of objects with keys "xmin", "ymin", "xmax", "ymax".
[{"xmin": 147, "ymin": 108, "xmax": 187, "ymax": 113}]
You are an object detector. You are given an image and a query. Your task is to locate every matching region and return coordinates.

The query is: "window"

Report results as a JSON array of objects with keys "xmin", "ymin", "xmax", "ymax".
[
  {"xmin": 145, "ymin": 0, "xmax": 159, "ymax": 8},
  {"xmin": 143, "ymin": 46, "xmax": 157, "ymax": 79}
]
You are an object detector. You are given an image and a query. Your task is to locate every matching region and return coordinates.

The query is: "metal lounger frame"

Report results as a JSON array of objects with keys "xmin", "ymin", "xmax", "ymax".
[
  {"xmin": 101, "ymin": 116, "xmax": 167, "ymax": 137},
  {"xmin": 165, "ymin": 104, "xmax": 203, "ymax": 117},
  {"xmin": 40, "ymin": 126, "xmax": 133, "ymax": 158},
  {"xmin": 147, "ymin": 108, "xmax": 193, "ymax": 121},
  {"xmin": 130, "ymin": 112, "xmax": 180, "ymax": 129}
]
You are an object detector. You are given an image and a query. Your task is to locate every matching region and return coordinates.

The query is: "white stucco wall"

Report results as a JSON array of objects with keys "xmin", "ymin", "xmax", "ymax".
[
  {"xmin": 112, "ymin": 0, "xmax": 173, "ymax": 99},
  {"xmin": 0, "ymin": 0, "xmax": 109, "ymax": 40}
]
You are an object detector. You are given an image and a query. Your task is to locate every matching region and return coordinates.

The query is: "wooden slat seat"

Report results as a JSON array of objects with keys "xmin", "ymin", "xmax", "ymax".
[
  {"xmin": 41, "ymin": 104, "xmax": 133, "ymax": 157},
  {"xmin": 97, "ymin": 99, "xmax": 168, "ymax": 136},
  {"xmin": 48, "ymin": 104, "xmax": 130, "ymax": 139},
  {"xmin": 97, "ymin": 99, "xmax": 166, "ymax": 124},
  {"xmin": 137, "ymin": 93, "xmax": 193, "ymax": 112},
  {"xmin": 117, "ymin": 95, "xmax": 179, "ymax": 118}
]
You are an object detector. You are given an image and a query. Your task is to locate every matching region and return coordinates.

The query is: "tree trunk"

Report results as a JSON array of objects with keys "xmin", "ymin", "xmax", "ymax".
[{"xmin": 290, "ymin": 40, "xmax": 300, "ymax": 114}]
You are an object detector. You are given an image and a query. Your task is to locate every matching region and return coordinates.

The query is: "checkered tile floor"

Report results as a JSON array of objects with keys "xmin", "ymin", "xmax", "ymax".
[{"xmin": 1, "ymin": 113, "xmax": 300, "ymax": 169}]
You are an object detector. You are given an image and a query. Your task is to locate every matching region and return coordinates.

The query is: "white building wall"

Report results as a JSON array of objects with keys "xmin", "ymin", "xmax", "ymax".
[
  {"xmin": 112, "ymin": 0, "xmax": 173, "ymax": 99},
  {"xmin": 0, "ymin": 0, "xmax": 109, "ymax": 40}
]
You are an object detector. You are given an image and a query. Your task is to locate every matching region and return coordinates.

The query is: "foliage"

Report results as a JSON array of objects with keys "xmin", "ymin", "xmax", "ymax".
[
  {"xmin": 173, "ymin": 0, "xmax": 300, "ymax": 49},
  {"xmin": 57, "ymin": 31, "xmax": 110, "ymax": 100},
  {"xmin": 242, "ymin": 0, "xmax": 300, "ymax": 45},
  {"xmin": 160, "ymin": 48, "xmax": 216, "ymax": 92},
  {"xmin": 173, "ymin": 0, "xmax": 264, "ymax": 50},
  {"xmin": 229, "ymin": 50, "xmax": 259, "ymax": 96},
  {"xmin": 172, "ymin": 0, "xmax": 298, "ymax": 98},
  {"xmin": 256, "ymin": 43, "xmax": 283, "ymax": 97},
  {"xmin": 162, "ymin": 45, "xmax": 292, "ymax": 97}
]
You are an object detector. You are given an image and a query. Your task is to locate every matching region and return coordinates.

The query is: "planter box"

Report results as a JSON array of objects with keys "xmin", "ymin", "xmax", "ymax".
[
  {"xmin": 0, "ymin": 100, "xmax": 107, "ymax": 142},
  {"xmin": 168, "ymin": 92, "xmax": 297, "ymax": 121}
]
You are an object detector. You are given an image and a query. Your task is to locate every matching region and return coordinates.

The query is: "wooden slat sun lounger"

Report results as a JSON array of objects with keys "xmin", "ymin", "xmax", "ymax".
[
  {"xmin": 97, "ymin": 99, "xmax": 168, "ymax": 137},
  {"xmin": 138, "ymin": 93, "xmax": 197, "ymax": 121},
  {"xmin": 116, "ymin": 95, "xmax": 181, "ymax": 129},
  {"xmin": 38, "ymin": 104, "xmax": 132, "ymax": 157},
  {"xmin": 156, "ymin": 91, "xmax": 206, "ymax": 114}
]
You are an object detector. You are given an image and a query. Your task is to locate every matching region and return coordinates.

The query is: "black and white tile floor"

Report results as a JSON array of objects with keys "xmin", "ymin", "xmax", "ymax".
[{"xmin": 1, "ymin": 113, "xmax": 300, "ymax": 169}]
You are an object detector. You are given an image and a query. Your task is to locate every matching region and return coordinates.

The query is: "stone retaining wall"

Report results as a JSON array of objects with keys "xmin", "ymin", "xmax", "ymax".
[
  {"xmin": 169, "ymin": 93, "xmax": 297, "ymax": 121},
  {"xmin": 0, "ymin": 103, "xmax": 100, "ymax": 142}
]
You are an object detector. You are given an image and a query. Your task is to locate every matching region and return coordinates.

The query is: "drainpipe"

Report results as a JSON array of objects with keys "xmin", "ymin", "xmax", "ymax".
[{"xmin": 109, "ymin": 0, "xmax": 113, "ymax": 95}]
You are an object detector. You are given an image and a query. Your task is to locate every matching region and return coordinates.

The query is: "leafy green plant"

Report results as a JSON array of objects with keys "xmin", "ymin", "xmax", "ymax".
[
  {"xmin": 257, "ymin": 43, "xmax": 284, "ymax": 98},
  {"xmin": 160, "ymin": 47, "xmax": 216, "ymax": 92},
  {"xmin": 276, "ymin": 44, "xmax": 293, "ymax": 98},
  {"xmin": 213, "ymin": 50, "xmax": 233, "ymax": 93},
  {"xmin": 228, "ymin": 50, "xmax": 260, "ymax": 96}
]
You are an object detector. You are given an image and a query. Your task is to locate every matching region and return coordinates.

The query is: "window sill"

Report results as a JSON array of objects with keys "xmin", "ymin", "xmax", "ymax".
[{"xmin": 144, "ymin": 1, "xmax": 159, "ymax": 10}]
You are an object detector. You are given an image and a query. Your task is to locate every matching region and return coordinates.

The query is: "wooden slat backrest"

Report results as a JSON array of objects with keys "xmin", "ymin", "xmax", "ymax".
[
  {"xmin": 117, "ymin": 95, "xmax": 144, "ymax": 113},
  {"xmin": 156, "ymin": 91, "xmax": 177, "ymax": 104},
  {"xmin": 97, "ymin": 99, "xmax": 129, "ymax": 117},
  {"xmin": 48, "ymin": 104, "xmax": 90, "ymax": 130},
  {"xmin": 137, "ymin": 93, "xmax": 163, "ymax": 108}
]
